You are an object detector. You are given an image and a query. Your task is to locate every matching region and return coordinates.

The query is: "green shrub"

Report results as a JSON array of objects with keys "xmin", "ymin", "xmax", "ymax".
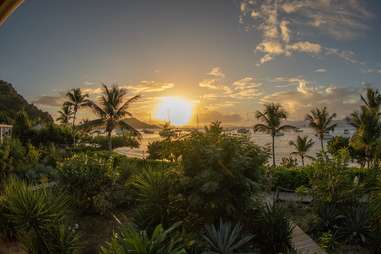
[
  {"xmin": 127, "ymin": 168, "xmax": 184, "ymax": 229},
  {"xmin": 253, "ymin": 204, "xmax": 294, "ymax": 254},
  {"xmin": 58, "ymin": 153, "xmax": 115, "ymax": 212},
  {"xmin": 91, "ymin": 134, "xmax": 139, "ymax": 150},
  {"xmin": 337, "ymin": 204, "xmax": 372, "ymax": 245},
  {"xmin": 202, "ymin": 220, "xmax": 253, "ymax": 254},
  {"xmin": 2, "ymin": 178, "xmax": 78, "ymax": 253},
  {"xmin": 179, "ymin": 130, "xmax": 267, "ymax": 224},
  {"xmin": 319, "ymin": 231, "xmax": 337, "ymax": 251},
  {"xmin": 100, "ymin": 223, "xmax": 186, "ymax": 254},
  {"xmin": 272, "ymin": 167, "xmax": 310, "ymax": 191}
]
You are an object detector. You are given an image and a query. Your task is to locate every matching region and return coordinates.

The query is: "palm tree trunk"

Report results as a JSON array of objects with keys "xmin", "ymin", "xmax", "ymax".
[
  {"xmin": 301, "ymin": 155, "xmax": 304, "ymax": 167},
  {"xmin": 107, "ymin": 130, "xmax": 112, "ymax": 151},
  {"xmin": 72, "ymin": 109, "xmax": 77, "ymax": 146},
  {"xmin": 272, "ymin": 134, "xmax": 276, "ymax": 167},
  {"xmin": 320, "ymin": 136, "xmax": 324, "ymax": 153}
]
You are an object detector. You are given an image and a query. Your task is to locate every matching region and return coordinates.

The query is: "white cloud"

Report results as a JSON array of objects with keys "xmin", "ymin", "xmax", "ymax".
[
  {"xmin": 264, "ymin": 76, "xmax": 362, "ymax": 119},
  {"xmin": 208, "ymin": 67, "xmax": 225, "ymax": 78},
  {"xmin": 314, "ymin": 68, "xmax": 327, "ymax": 73},
  {"xmin": 240, "ymin": 0, "xmax": 371, "ymax": 65}
]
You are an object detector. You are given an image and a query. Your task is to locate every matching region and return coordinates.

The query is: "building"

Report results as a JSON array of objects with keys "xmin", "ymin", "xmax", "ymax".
[{"xmin": 0, "ymin": 124, "xmax": 12, "ymax": 144}]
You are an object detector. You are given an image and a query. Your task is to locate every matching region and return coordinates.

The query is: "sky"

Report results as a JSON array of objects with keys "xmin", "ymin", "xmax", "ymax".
[{"xmin": 1, "ymin": 0, "xmax": 381, "ymax": 125}]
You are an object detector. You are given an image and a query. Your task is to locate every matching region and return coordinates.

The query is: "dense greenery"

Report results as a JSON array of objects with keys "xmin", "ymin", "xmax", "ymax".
[{"xmin": 3, "ymin": 84, "xmax": 381, "ymax": 253}]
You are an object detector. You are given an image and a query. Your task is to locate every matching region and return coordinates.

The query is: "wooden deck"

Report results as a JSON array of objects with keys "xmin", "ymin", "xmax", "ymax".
[{"xmin": 292, "ymin": 224, "xmax": 327, "ymax": 254}]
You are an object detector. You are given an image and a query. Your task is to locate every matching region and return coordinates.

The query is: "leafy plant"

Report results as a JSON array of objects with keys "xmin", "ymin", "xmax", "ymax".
[
  {"xmin": 319, "ymin": 231, "xmax": 337, "ymax": 251},
  {"xmin": 58, "ymin": 153, "xmax": 115, "ymax": 211},
  {"xmin": 100, "ymin": 223, "xmax": 186, "ymax": 254},
  {"xmin": 202, "ymin": 220, "xmax": 254, "ymax": 254},
  {"xmin": 337, "ymin": 204, "xmax": 371, "ymax": 245},
  {"xmin": 253, "ymin": 204, "xmax": 294, "ymax": 254},
  {"xmin": 127, "ymin": 168, "xmax": 183, "ymax": 229}
]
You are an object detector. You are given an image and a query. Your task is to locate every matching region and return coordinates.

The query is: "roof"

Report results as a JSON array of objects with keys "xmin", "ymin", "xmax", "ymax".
[
  {"xmin": 0, "ymin": 124, "xmax": 12, "ymax": 128},
  {"xmin": 0, "ymin": 0, "xmax": 24, "ymax": 26}
]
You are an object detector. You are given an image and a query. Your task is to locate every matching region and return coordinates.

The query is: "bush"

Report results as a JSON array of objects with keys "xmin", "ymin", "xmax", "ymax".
[
  {"xmin": 58, "ymin": 153, "xmax": 115, "ymax": 212},
  {"xmin": 179, "ymin": 130, "xmax": 267, "ymax": 225},
  {"xmin": 253, "ymin": 204, "xmax": 294, "ymax": 254},
  {"xmin": 91, "ymin": 134, "xmax": 140, "ymax": 150},
  {"xmin": 100, "ymin": 222, "xmax": 186, "ymax": 254},
  {"xmin": 1, "ymin": 178, "xmax": 79, "ymax": 253},
  {"xmin": 127, "ymin": 168, "xmax": 184, "ymax": 229},
  {"xmin": 202, "ymin": 220, "xmax": 253, "ymax": 254},
  {"xmin": 272, "ymin": 167, "xmax": 310, "ymax": 191}
]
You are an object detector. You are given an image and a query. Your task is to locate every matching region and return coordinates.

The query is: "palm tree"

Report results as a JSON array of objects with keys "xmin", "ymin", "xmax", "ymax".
[
  {"xmin": 254, "ymin": 103, "xmax": 296, "ymax": 166},
  {"xmin": 56, "ymin": 104, "xmax": 73, "ymax": 126},
  {"xmin": 347, "ymin": 88, "xmax": 381, "ymax": 168},
  {"xmin": 305, "ymin": 106, "xmax": 336, "ymax": 152},
  {"xmin": 64, "ymin": 88, "xmax": 90, "ymax": 128},
  {"xmin": 289, "ymin": 136, "xmax": 315, "ymax": 166},
  {"xmin": 64, "ymin": 88, "xmax": 90, "ymax": 145},
  {"xmin": 361, "ymin": 87, "xmax": 381, "ymax": 113},
  {"xmin": 86, "ymin": 84, "xmax": 141, "ymax": 151}
]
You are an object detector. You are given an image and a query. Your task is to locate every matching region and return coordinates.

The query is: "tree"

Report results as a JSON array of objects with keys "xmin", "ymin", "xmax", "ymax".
[
  {"xmin": 360, "ymin": 87, "xmax": 381, "ymax": 113},
  {"xmin": 254, "ymin": 103, "xmax": 296, "ymax": 166},
  {"xmin": 12, "ymin": 110, "xmax": 32, "ymax": 143},
  {"xmin": 86, "ymin": 84, "xmax": 141, "ymax": 151},
  {"xmin": 289, "ymin": 135, "xmax": 315, "ymax": 166},
  {"xmin": 64, "ymin": 88, "xmax": 89, "ymax": 145},
  {"xmin": 56, "ymin": 104, "xmax": 73, "ymax": 126},
  {"xmin": 347, "ymin": 89, "xmax": 381, "ymax": 168},
  {"xmin": 306, "ymin": 106, "xmax": 336, "ymax": 152}
]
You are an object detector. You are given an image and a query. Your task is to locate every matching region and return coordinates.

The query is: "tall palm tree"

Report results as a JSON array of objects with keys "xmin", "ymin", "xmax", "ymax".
[
  {"xmin": 86, "ymin": 84, "xmax": 141, "ymax": 151},
  {"xmin": 254, "ymin": 103, "xmax": 296, "ymax": 167},
  {"xmin": 289, "ymin": 136, "xmax": 315, "ymax": 167},
  {"xmin": 64, "ymin": 88, "xmax": 90, "ymax": 145},
  {"xmin": 64, "ymin": 88, "xmax": 90, "ymax": 129},
  {"xmin": 305, "ymin": 106, "xmax": 336, "ymax": 152},
  {"xmin": 56, "ymin": 104, "xmax": 73, "ymax": 126}
]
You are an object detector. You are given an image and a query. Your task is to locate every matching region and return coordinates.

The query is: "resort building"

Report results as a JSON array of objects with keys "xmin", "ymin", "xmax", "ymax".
[{"xmin": 0, "ymin": 124, "xmax": 12, "ymax": 144}]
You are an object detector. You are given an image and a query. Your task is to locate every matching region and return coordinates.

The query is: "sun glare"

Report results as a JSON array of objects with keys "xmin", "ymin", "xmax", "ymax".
[{"xmin": 154, "ymin": 96, "xmax": 194, "ymax": 126}]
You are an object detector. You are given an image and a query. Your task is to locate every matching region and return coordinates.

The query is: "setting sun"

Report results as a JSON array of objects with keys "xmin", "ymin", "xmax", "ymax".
[{"xmin": 154, "ymin": 96, "xmax": 194, "ymax": 126}]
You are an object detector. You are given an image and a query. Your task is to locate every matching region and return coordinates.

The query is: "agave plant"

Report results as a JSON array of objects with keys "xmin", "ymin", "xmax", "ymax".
[
  {"xmin": 202, "ymin": 220, "xmax": 254, "ymax": 254},
  {"xmin": 21, "ymin": 224, "xmax": 81, "ymax": 254},
  {"xmin": 337, "ymin": 204, "xmax": 372, "ymax": 245},
  {"xmin": 127, "ymin": 168, "xmax": 181, "ymax": 229},
  {"xmin": 254, "ymin": 204, "xmax": 294, "ymax": 254},
  {"xmin": 3, "ymin": 178, "xmax": 72, "ymax": 252},
  {"xmin": 100, "ymin": 222, "xmax": 186, "ymax": 254}
]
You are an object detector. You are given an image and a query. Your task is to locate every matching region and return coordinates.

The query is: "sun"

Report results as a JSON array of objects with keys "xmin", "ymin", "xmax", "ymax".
[{"xmin": 154, "ymin": 96, "xmax": 194, "ymax": 126}]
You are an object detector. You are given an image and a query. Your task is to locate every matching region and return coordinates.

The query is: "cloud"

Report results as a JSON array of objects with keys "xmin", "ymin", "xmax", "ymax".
[
  {"xmin": 367, "ymin": 69, "xmax": 381, "ymax": 74},
  {"xmin": 199, "ymin": 79, "xmax": 219, "ymax": 89},
  {"xmin": 263, "ymin": 76, "xmax": 362, "ymax": 119},
  {"xmin": 314, "ymin": 68, "xmax": 327, "ymax": 73},
  {"xmin": 32, "ymin": 92, "xmax": 67, "ymax": 107},
  {"xmin": 208, "ymin": 67, "xmax": 225, "ymax": 78},
  {"xmin": 125, "ymin": 81, "xmax": 175, "ymax": 93},
  {"xmin": 240, "ymin": 0, "xmax": 371, "ymax": 64}
]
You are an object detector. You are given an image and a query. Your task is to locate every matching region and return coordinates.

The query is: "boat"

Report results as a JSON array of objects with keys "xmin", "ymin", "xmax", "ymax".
[
  {"xmin": 142, "ymin": 129, "xmax": 154, "ymax": 134},
  {"xmin": 275, "ymin": 132, "xmax": 284, "ymax": 137},
  {"xmin": 296, "ymin": 128, "xmax": 303, "ymax": 132},
  {"xmin": 237, "ymin": 128, "xmax": 250, "ymax": 134},
  {"xmin": 344, "ymin": 129, "xmax": 350, "ymax": 135}
]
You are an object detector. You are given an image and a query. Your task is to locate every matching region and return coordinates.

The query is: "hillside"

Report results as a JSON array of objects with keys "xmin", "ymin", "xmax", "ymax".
[
  {"xmin": 123, "ymin": 117, "xmax": 159, "ymax": 129},
  {"xmin": 0, "ymin": 80, "xmax": 53, "ymax": 124}
]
